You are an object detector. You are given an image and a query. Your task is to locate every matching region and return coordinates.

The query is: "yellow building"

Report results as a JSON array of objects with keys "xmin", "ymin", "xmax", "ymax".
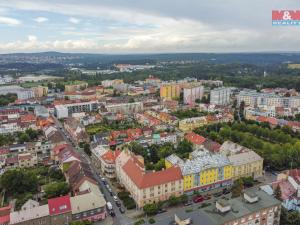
[
  {"xmin": 160, "ymin": 84, "xmax": 181, "ymax": 100},
  {"xmin": 178, "ymin": 116, "xmax": 207, "ymax": 132},
  {"xmin": 165, "ymin": 151, "xmax": 233, "ymax": 193},
  {"xmin": 65, "ymin": 81, "xmax": 88, "ymax": 92},
  {"xmin": 220, "ymin": 141, "xmax": 263, "ymax": 180},
  {"xmin": 31, "ymin": 86, "xmax": 48, "ymax": 98}
]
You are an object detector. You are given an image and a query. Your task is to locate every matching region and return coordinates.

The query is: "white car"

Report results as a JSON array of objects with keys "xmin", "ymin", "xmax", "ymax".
[{"xmin": 113, "ymin": 196, "xmax": 118, "ymax": 202}]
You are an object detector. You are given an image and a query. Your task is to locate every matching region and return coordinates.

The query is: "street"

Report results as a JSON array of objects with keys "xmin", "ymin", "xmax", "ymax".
[{"xmin": 52, "ymin": 116, "xmax": 134, "ymax": 225}]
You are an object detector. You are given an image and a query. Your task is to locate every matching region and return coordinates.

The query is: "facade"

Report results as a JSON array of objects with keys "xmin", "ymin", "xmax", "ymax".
[
  {"xmin": 178, "ymin": 116, "xmax": 207, "ymax": 132},
  {"xmin": 237, "ymin": 90, "xmax": 300, "ymax": 108},
  {"xmin": 18, "ymin": 153, "xmax": 38, "ymax": 168},
  {"xmin": 210, "ymin": 87, "xmax": 231, "ymax": 106},
  {"xmin": 0, "ymin": 86, "xmax": 34, "ymax": 100},
  {"xmin": 165, "ymin": 151, "xmax": 233, "ymax": 193},
  {"xmin": 54, "ymin": 100, "xmax": 98, "ymax": 119},
  {"xmin": 64, "ymin": 118, "xmax": 89, "ymax": 144},
  {"xmin": 64, "ymin": 81, "xmax": 88, "ymax": 92},
  {"xmin": 160, "ymin": 84, "xmax": 181, "ymax": 100},
  {"xmin": 31, "ymin": 86, "xmax": 48, "ymax": 98},
  {"xmin": 105, "ymin": 102, "xmax": 143, "ymax": 114},
  {"xmin": 117, "ymin": 152, "xmax": 183, "ymax": 208},
  {"xmin": 183, "ymin": 85, "xmax": 204, "ymax": 105},
  {"xmin": 101, "ymin": 79, "xmax": 124, "ymax": 88},
  {"xmin": 220, "ymin": 141, "xmax": 263, "ymax": 180}
]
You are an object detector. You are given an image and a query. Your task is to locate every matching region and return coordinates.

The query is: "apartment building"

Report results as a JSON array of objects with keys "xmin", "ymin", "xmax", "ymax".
[
  {"xmin": 64, "ymin": 81, "xmax": 88, "ymax": 92},
  {"xmin": 183, "ymin": 85, "xmax": 204, "ymax": 105},
  {"xmin": 64, "ymin": 117, "xmax": 89, "ymax": 144},
  {"xmin": 178, "ymin": 116, "xmax": 207, "ymax": 132},
  {"xmin": 165, "ymin": 150, "xmax": 233, "ymax": 194},
  {"xmin": 31, "ymin": 86, "xmax": 48, "ymax": 98},
  {"xmin": 116, "ymin": 152, "xmax": 183, "ymax": 208},
  {"xmin": 105, "ymin": 102, "xmax": 143, "ymax": 114},
  {"xmin": 237, "ymin": 90, "xmax": 300, "ymax": 108},
  {"xmin": 219, "ymin": 141, "xmax": 263, "ymax": 180},
  {"xmin": 160, "ymin": 84, "xmax": 181, "ymax": 100},
  {"xmin": 210, "ymin": 87, "xmax": 231, "ymax": 106},
  {"xmin": 54, "ymin": 100, "xmax": 98, "ymax": 119},
  {"xmin": 101, "ymin": 79, "xmax": 124, "ymax": 88},
  {"xmin": 168, "ymin": 190, "xmax": 281, "ymax": 225}
]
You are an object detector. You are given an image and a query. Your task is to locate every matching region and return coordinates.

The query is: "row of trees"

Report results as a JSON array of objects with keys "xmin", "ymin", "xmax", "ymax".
[
  {"xmin": 195, "ymin": 124, "xmax": 300, "ymax": 170},
  {"xmin": 0, "ymin": 93, "xmax": 17, "ymax": 106},
  {"xmin": 171, "ymin": 108, "xmax": 208, "ymax": 119},
  {"xmin": 0, "ymin": 128, "xmax": 41, "ymax": 147}
]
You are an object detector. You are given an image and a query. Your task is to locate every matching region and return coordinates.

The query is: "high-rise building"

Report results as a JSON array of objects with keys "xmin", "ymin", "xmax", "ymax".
[
  {"xmin": 160, "ymin": 84, "xmax": 181, "ymax": 100},
  {"xmin": 183, "ymin": 85, "xmax": 204, "ymax": 105},
  {"xmin": 210, "ymin": 87, "xmax": 231, "ymax": 105}
]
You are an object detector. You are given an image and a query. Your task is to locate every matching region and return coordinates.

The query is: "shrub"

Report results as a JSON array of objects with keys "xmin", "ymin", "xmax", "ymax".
[{"xmin": 148, "ymin": 218, "xmax": 156, "ymax": 224}]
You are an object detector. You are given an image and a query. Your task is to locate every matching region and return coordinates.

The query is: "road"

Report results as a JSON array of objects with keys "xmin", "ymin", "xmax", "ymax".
[{"xmin": 52, "ymin": 115, "xmax": 133, "ymax": 225}]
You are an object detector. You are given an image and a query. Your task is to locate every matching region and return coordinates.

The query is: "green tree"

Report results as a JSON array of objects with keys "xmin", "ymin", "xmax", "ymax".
[
  {"xmin": 0, "ymin": 169, "xmax": 38, "ymax": 196},
  {"xmin": 274, "ymin": 186, "xmax": 282, "ymax": 201},
  {"xmin": 44, "ymin": 182, "xmax": 70, "ymax": 198},
  {"xmin": 231, "ymin": 179, "xmax": 244, "ymax": 198},
  {"xmin": 143, "ymin": 203, "xmax": 159, "ymax": 216}
]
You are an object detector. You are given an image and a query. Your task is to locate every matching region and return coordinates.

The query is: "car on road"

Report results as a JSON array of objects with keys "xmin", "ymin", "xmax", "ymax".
[
  {"xmin": 223, "ymin": 189, "xmax": 231, "ymax": 195},
  {"xmin": 109, "ymin": 210, "xmax": 115, "ymax": 217},
  {"xmin": 203, "ymin": 195, "xmax": 211, "ymax": 200},
  {"xmin": 193, "ymin": 195, "xmax": 204, "ymax": 203},
  {"xmin": 106, "ymin": 184, "xmax": 110, "ymax": 189},
  {"xmin": 113, "ymin": 196, "xmax": 118, "ymax": 202},
  {"xmin": 184, "ymin": 201, "xmax": 193, "ymax": 206},
  {"xmin": 119, "ymin": 207, "xmax": 125, "ymax": 214},
  {"xmin": 157, "ymin": 208, "xmax": 167, "ymax": 214},
  {"xmin": 213, "ymin": 192, "xmax": 223, "ymax": 198},
  {"xmin": 115, "ymin": 201, "xmax": 121, "ymax": 207},
  {"xmin": 106, "ymin": 202, "xmax": 113, "ymax": 211}
]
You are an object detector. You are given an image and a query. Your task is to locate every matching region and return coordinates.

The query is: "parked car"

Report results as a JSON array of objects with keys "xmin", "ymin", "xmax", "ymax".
[
  {"xmin": 223, "ymin": 189, "xmax": 231, "ymax": 195},
  {"xmin": 157, "ymin": 208, "xmax": 167, "ymax": 214},
  {"xmin": 213, "ymin": 192, "xmax": 223, "ymax": 198},
  {"xmin": 203, "ymin": 195, "xmax": 211, "ymax": 200},
  {"xmin": 193, "ymin": 196, "xmax": 204, "ymax": 203},
  {"xmin": 119, "ymin": 207, "xmax": 125, "ymax": 214},
  {"xmin": 113, "ymin": 196, "xmax": 118, "ymax": 202},
  {"xmin": 109, "ymin": 210, "xmax": 115, "ymax": 217},
  {"xmin": 184, "ymin": 201, "xmax": 193, "ymax": 206},
  {"xmin": 116, "ymin": 201, "xmax": 121, "ymax": 207}
]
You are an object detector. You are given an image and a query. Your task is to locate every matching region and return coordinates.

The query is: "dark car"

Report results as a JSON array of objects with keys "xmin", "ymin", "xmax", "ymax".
[
  {"xmin": 213, "ymin": 192, "xmax": 223, "ymax": 198},
  {"xmin": 193, "ymin": 195, "xmax": 204, "ymax": 203},
  {"xmin": 116, "ymin": 201, "xmax": 121, "ymax": 207},
  {"xmin": 223, "ymin": 189, "xmax": 231, "ymax": 195},
  {"xmin": 157, "ymin": 208, "xmax": 167, "ymax": 214},
  {"xmin": 119, "ymin": 207, "xmax": 125, "ymax": 214},
  {"xmin": 109, "ymin": 210, "xmax": 115, "ymax": 217}
]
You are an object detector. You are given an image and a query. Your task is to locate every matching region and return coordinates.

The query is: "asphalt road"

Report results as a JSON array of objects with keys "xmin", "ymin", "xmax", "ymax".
[{"xmin": 52, "ymin": 116, "xmax": 133, "ymax": 225}]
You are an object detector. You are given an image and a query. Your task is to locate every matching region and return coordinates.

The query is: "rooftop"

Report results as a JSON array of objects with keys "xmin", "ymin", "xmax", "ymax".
[{"xmin": 48, "ymin": 195, "xmax": 71, "ymax": 216}]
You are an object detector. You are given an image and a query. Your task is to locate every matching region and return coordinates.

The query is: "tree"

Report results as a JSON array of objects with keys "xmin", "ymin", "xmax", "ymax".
[
  {"xmin": 143, "ymin": 203, "xmax": 159, "ymax": 216},
  {"xmin": 44, "ymin": 182, "xmax": 70, "ymax": 198},
  {"xmin": 0, "ymin": 169, "xmax": 38, "ymax": 195},
  {"xmin": 176, "ymin": 140, "xmax": 193, "ymax": 158},
  {"xmin": 18, "ymin": 132, "xmax": 30, "ymax": 143},
  {"xmin": 274, "ymin": 186, "xmax": 282, "ymax": 200},
  {"xmin": 231, "ymin": 179, "xmax": 244, "ymax": 198},
  {"xmin": 83, "ymin": 143, "xmax": 91, "ymax": 156}
]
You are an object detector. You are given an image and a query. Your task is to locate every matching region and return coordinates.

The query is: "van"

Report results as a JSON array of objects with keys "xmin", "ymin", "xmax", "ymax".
[{"xmin": 106, "ymin": 202, "xmax": 113, "ymax": 211}]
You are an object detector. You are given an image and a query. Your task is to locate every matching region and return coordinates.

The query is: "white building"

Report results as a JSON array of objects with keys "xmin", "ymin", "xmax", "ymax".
[
  {"xmin": 210, "ymin": 87, "xmax": 231, "ymax": 106},
  {"xmin": 183, "ymin": 85, "xmax": 204, "ymax": 105}
]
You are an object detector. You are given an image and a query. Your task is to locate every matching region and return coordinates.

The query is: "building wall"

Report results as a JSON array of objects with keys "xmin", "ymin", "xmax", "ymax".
[
  {"xmin": 160, "ymin": 84, "xmax": 181, "ymax": 100},
  {"xmin": 232, "ymin": 160, "xmax": 263, "ymax": 180},
  {"xmin": 11, "ymin": 216, "xmax": 50, "ymax": 225},
  {"xmin": 49, "ymin": 211, "xmax": 72, "ymax": 225}
]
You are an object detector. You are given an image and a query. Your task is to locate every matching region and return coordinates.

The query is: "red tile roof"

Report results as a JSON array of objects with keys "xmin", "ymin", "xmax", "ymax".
[
  {"xmin": 185, "ymin": 132, "xmax": 206, "ymax": 145},
  {"xmin": 101, "ymin": 150, "xmax": 121, "ymax": 163},
  {"xmin": 122, "ymin": 157, "xmax": 182, "ymax": 189},
  {"xmin": 48, "ymin": 195, "xmax": 71, "ymax": 215},
  {"xmin": 0, "ymin": 206, "xmax": 10, "ymax": 224},
  {"xmin": 256, "ymin": 116, "xmax": 278, "ymax": 126},
  {"xmin": 20, "ymin": 114, "xmax": 36, "ymax": 123},
  {"xmin": 52, "ymin": 144, "xmax": 71, "ymax": 156}
]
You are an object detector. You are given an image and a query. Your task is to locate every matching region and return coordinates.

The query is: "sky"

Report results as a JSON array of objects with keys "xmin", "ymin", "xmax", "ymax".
[{"xmin": 0, "ymin": 0, "xmax": 299, "ymax": 53}]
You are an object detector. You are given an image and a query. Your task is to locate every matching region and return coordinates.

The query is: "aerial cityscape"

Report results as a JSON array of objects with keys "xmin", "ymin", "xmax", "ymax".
[{"xmin": 0, "ymin": 1, "xmax": 299, "ymax": 225}]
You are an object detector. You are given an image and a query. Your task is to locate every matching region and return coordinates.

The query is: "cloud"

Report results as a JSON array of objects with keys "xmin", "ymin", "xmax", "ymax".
[
  {"xmin": 0, "ymin": 16, "xmax": 21, "ymax": 26},
  {"xmin": 27, "ymin": 35, "xmax": 37, "ymax": 42},
  {"xmin": 34, "ymin": 16, "xmax": 48, "ymax": 23},
  {"xmin": 69, "ymin": 17, "xmax": 80, "ymax": 24}
]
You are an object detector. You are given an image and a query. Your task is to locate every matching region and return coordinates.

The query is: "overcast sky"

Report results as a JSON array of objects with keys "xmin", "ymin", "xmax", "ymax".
[{"xmin": 0, "ymin": 0, "xmax": 299, "ymax": 53}]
